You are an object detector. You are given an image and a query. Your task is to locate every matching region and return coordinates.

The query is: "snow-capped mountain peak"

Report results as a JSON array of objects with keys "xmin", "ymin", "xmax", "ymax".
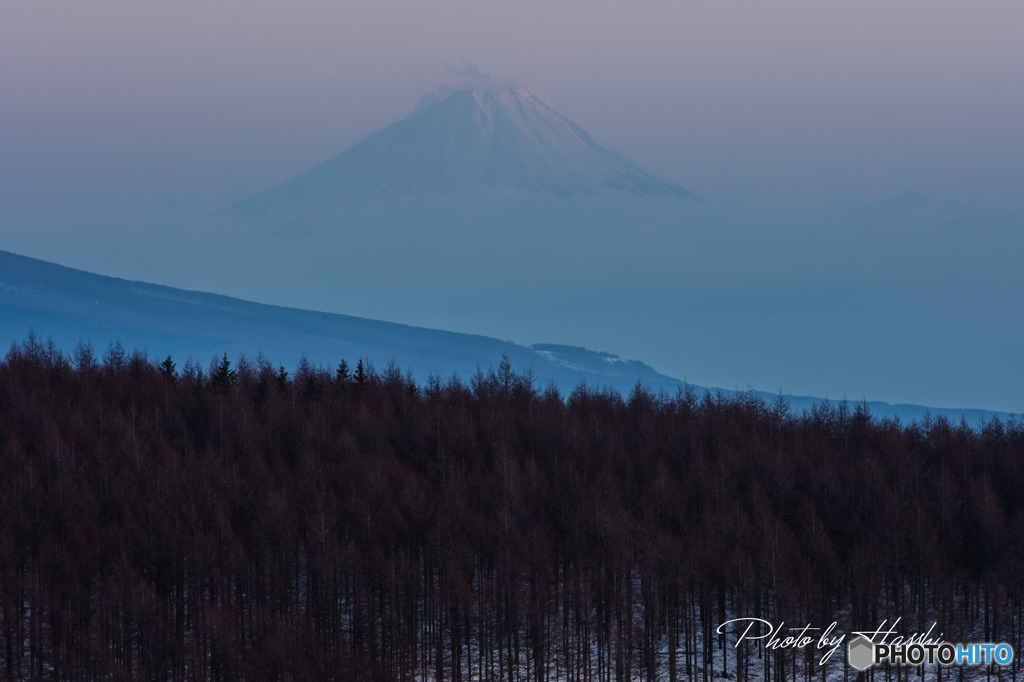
[{"xmin": 236, "ymin": 86, "xmax": 692, "ymax": 213}]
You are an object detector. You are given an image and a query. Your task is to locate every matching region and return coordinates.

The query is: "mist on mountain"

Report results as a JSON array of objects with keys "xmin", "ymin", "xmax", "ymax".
[{"xmin": 1, "ymin": 82, "xmax": 1021, "ymax": 413}]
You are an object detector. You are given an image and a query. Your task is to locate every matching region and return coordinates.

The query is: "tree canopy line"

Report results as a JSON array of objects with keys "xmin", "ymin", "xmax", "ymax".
[{"xmin": 1, "ymin": 333, "xmax": 1023, "ymax": 681}]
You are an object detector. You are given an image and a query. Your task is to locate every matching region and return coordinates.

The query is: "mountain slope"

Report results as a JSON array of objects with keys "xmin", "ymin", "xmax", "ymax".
[
  {"xmin": 0, "ymin": 249, "xmax": 1009, "ymax": 424},
  {"xmin": 235, "ymin": 87, "xmax": 693, "ymax": 219},
  {"xmin": 0, "ymin": 248, "xmax": 686, "ymax": 396}
]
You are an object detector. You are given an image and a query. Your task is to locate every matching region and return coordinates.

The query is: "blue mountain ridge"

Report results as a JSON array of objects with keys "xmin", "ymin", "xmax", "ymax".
[{"xmin": 0, "ymin": 248, "xmax": 1009, "ymax": 425}]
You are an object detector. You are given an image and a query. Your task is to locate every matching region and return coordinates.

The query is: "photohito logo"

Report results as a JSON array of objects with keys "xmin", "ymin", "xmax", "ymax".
[{"xmin": 847, "ymin": 635, "xmax": 1014, "ymax": 671}]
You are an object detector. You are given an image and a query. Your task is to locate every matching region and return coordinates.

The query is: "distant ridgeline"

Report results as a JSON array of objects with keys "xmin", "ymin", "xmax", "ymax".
[{"xmin": 0, "ymin": 247, "xmax": 1013, "ymax": 425}]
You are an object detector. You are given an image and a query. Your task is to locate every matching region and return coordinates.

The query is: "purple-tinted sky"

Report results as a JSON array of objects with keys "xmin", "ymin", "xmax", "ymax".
[{"xmin": 2, "ymin": 0, "xmax": 1022, "ymax": 211}]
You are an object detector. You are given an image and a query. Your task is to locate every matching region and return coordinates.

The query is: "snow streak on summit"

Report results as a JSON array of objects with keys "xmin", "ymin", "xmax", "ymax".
[{"xmin": 237, "ymin": 87, "xmax": 693, "ymax": 213}]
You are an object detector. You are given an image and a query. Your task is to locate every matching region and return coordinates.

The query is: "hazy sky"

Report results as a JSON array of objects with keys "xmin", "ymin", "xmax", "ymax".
[{"xmin": 2, "ymin": 0, "xmax": 1022, "ymax": 212}]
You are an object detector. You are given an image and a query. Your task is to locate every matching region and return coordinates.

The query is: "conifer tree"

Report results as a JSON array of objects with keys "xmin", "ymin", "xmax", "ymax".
[
  {"xmin": 159, "ymin": 354, "xmax": 177, "ymax": 381},
  {"xmin": 211, "ymin": 353, "xmax": 236, "ymax": 393},
  {"xmin": 336, "ymin": 359, "xmax": 350, "ymax": 384}
]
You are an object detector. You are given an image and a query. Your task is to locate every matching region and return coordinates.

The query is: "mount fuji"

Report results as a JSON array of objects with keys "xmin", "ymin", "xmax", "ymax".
[
  {"xmin": 201, "ymin": 84, "xmax": 704, "ymax": 331},
  {"xmin": 234, "ymin": 87, "xmax": 694, "ymax": 222}
]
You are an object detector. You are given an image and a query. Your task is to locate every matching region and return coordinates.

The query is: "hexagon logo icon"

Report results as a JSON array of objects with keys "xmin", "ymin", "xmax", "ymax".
[{"xmin": 848, "ymin": 635, "xmax": 875, "ymax": 671}]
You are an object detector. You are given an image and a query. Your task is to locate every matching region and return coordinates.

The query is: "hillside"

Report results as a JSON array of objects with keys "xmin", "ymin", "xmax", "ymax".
[
  {"xmin": 0, "ymin": 248, "xmax": 1010, "ymax": 423},
  {"xmin": 0, "ymin": 248, "xmax": 685, "ymax": 397}
]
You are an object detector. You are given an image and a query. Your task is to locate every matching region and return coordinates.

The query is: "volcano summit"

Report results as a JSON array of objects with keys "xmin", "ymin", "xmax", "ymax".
[{"xmin": 236, "ymin": 87, "xmax": 694, "ymax": 218}]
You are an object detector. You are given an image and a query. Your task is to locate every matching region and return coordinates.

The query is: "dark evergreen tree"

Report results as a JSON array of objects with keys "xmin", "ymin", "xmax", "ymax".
[
  {"xmin": 159, "ymin": 354, "xmax": 177, "ymax": 381},
  {"xmin": 210, "ymin": 353, "xmax": 236, "ymax": 393},
  {"xmin": 335, "ymin": 358, "xmax": 350, "ymax": 384}
]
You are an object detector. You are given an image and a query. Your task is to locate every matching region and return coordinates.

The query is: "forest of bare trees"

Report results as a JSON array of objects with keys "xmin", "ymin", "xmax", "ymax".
[{"xmin": 1, "ymin": 333, "xmax": 1022, "ymax": 680}]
